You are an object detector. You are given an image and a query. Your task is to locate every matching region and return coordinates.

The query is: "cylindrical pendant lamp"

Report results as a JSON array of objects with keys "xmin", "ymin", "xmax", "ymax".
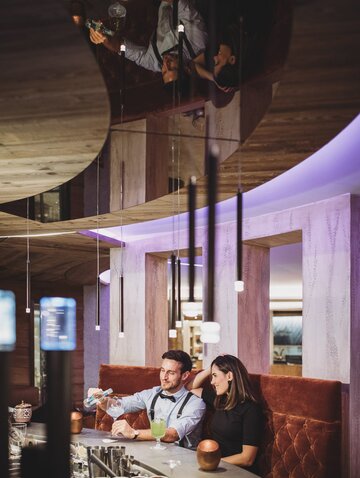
[
  {"xmin": 234, "ymin": 190, "xmax": 244, "ymax": 292},
  {"xmin": 169, "ymin": 254, "xmax": 177, "ymax": 338},
  {"xmin": 188, "ymin": 176, "xmax": 196, "ymax": 303},
  {"xmin": 118, "ymin": 275, "xmax": 124, "ymax": 338}
]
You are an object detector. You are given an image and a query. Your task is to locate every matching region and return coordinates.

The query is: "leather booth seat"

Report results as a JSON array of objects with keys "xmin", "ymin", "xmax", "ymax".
[{"xmin": 95, "ymin": 364, "xmax": 341, "ymax": 478}]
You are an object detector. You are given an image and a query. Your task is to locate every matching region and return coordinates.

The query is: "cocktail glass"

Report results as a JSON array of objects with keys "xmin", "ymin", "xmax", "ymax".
[
  {"xmin": 101, "ymin": 397, "xmax": 124, "ymax": 436},
  {"xmin": 150, "ymin": 417, "xmax": 166, "ymax": 450},
  {"xmin": 163, "ymin": 459, "xmax": 181, "ymax": 477}
]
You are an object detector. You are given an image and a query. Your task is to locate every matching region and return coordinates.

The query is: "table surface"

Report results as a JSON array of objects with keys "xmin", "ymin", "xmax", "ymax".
[{"xmin": 26, "ymin": 423, "xmax": 260, "ymax": 478}]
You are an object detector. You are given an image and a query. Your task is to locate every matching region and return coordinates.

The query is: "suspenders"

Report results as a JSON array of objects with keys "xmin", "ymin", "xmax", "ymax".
[
  {"xmin": 151, "ymin": 34, "xmax": 164, "ymax": 69},
  {"xmin": 149, "ymin": 390, "xmax": 193, "ymax": 421},
  {"xmin": 151, "ymin": 21, "xmax": 197, "ymax": 69}
]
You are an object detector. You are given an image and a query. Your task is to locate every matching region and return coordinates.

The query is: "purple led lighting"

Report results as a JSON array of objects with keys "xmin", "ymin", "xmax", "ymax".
[
  {"xmin": 95, "ymin": 114, "xmax": 360, "ymax": 243},
  {"xmin": 242, "ymin": 114, "xmax": 360, "ymax": 218}
]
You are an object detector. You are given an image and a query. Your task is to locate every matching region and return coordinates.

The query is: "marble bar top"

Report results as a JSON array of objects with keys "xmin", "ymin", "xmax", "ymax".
[{"xmin": 26, "ymin": 423, "xmax": 259, "ymax": 478}]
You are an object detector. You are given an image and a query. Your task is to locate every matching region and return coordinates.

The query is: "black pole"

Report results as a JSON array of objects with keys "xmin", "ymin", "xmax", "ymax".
[
  {"xmin": 0, "ymin": 352, "xmax": 10, "ymax": 478},
  {"xmin": 237, "ymin": 190, "xmax": 243, "ymax": 281},
  {"xmin": 46, "ymin": 351, "xmax": 71, "ymax": 478},
  {"xmin": 170, "ymin": 254, "xmax": 177, "ymax": 329},
  {"xmin": 177, "ymin": 258, "xmax": 181, "ymax": 324},
  {"xmin": 172, "ymin": 0, "xmax": 178, "ymax": 32},
  {"xmin": 178, "ymin": 25, "xmax": 184, "ymax": 99},
  {"xmin": 96, "ymin": 277, "xmax": 101, "ymax": 330},
  {"xmin": 119, "ymin": 275, "xmax": 124, "ymax": 334},
  {"xmin": 208, "ymin": 0, "xmax": 217, "ymax": 99},
  {"xmin": 188, "ymin": 177, "xmax": 196, "ymax": 303},
  {"xmin": 119, "ymin": 44, "xmax": 125, "ymax": 111},
  {"xmin": 207, "ymin": 147, "xmax": 218, "ymax": 322}
]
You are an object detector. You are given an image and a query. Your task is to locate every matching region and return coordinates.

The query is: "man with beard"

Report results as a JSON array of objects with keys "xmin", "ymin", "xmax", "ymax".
[{"xmin": 90, "ymin": 350, "xmax": 206, "ymax": 449}]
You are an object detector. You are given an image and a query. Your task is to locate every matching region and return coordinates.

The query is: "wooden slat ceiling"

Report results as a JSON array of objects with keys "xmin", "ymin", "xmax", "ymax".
[
  {"xmin": 0, "ymin": 0, "xmax": 359, "ymax": 237},
  {"xmin": 0, "ymin": 0, "xmax": 110, "ymax": 203},
  {"xmin": 0, "ymin": 233, "xmax": 117, "ymax": 285},
  {"xmin": 0, "ymin": 0, "xmax": 359, "ymax": 284}
]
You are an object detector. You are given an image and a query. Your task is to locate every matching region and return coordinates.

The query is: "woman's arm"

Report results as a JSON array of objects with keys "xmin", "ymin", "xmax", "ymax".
[
  {"xmin": 187, "ymin": 52, "xmax": 215, "ymax": 82},
  {"xmin": 222, "ymin": 445, "xmax": 258, "ymax": 467},
  {"xmin": 185, "ymin": 367, "xmax": 211, "ymax": 395}
]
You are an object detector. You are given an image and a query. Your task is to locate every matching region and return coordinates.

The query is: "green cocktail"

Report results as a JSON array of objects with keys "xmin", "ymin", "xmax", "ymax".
[{"xmin": 150, "ymin": 418, "xmax": 166, "ymax": 450}]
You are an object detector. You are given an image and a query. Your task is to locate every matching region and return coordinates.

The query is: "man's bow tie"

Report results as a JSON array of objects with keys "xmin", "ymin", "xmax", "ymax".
[{"xmin": 159, "ymin": 392, "xmax": 176, "ymax": 402}]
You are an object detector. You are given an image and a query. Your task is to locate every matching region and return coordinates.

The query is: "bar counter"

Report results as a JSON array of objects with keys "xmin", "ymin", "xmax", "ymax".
[{"xmin": 26, "ymin": 423, "xmax": 260, "ymax": 478}]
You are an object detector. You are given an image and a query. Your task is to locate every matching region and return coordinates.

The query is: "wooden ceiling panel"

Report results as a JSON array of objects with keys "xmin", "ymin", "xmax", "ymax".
[
  {"xmin": 0, "ymin": 0, "xmax": 110, "ymax": 203},
  {"xmin": 0, "ymin": 233, "xmax": 116, "ymax": 285},
  {"xmin": 0, "ymin": 0, "xmax": 359, "ymax": 285}
]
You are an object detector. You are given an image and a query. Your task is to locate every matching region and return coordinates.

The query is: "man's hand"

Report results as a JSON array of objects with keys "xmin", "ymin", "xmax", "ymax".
[
  {"xmin": 89, "ymin": 28, "xmax": 120, "ymax": 53},
  {"xmin": 112, "ymin": 419, "xmax": 136, "ymax": 439},
  {"xmin": 87, "ymin": 387, "xmax": 102, "ymax": 397},
  {"xmin": 214, "ymin": 80, "xmax": 236, "ymax": 94},
  {"xmin": 89, "ymin": 28, "xmax": 107, "ymax": 45}
]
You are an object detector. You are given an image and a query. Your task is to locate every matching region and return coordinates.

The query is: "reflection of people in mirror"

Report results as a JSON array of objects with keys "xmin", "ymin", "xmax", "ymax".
[
  {"xmin": 190, "ymin": 23, "xmax": 241, "ymax": 93},
  {"xmin": 89, "ymin": 0, "xmax": 207, "ymax": 86}
]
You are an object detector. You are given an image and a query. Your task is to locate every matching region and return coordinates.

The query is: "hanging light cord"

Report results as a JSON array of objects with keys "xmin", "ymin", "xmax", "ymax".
[
  {"xmin": 119, "ymin": 155, "xmax": 125, "ymax": 336},
  {"xmin": 237, "ymin": 16, "xmax": 244, "ymax": 188},
  {"xmin": 96, "ymin": 154, "xmax": 100, "ymax": 284},
  {"xmin": 96, "ymin": 154, "xmax": 100, "ymax": 329},
  {"xmin": 26, "ymin": 198, "xmax": 30, "ymax": 313},
  {"xmin": 236, "ymin": 17, "xmax": 244, "ymax": 288}
]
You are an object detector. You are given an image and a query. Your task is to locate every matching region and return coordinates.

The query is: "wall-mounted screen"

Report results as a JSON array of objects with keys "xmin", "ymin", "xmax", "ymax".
[
  {"xmin": 40, "ymin": 297, "xmax": 76, "ymax": 351},
  {"xmin": 0, "ymin": 290, "xmax": 16, "ymax": 351}
]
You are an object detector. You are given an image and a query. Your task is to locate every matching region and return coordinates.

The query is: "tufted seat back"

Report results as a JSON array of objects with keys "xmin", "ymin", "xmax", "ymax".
[
  {"xmin": 95, "ymin": 364, "xmax": 159, "ymax": 431},
  {"xmin": 254, "ymin": 374, "xmax": 341, "ymax": 478},
  {"xmin": 95, "ymin": 365, "xmax": 341, "ymax": 478}
]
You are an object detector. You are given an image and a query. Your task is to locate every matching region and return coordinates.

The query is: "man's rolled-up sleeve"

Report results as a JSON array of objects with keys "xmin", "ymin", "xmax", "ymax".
[
  {"xmin": 168, "ymin": 397, "xmax": 206, "ymax": 441},
  {"xmin": 123, "ymin": 39, "xmax": 160, "ymax": 72},
  {"xmin": 120, "ymin": 389, "xmax": 149, "ymax": 414}
]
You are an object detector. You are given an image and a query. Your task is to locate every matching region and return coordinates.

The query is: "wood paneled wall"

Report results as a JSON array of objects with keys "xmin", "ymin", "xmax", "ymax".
[
  {"xmin": 145, "ymin": 254, "xmax": 168, "ymax": 366},
  {"xmin": 1, "ymin": 280, "xmax": 84, "ymax": 408}
]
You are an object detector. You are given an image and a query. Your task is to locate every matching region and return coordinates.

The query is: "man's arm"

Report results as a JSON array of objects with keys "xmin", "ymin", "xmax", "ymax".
[
  {"xmin": 112, "ymin": 420, "xmax": 179, "ymax": 442},
  {"xmin": 89, "ymin": 28, "xmax": 120, "ymax": 53},
  {"xmin": 167, "ymin": 395, "xmax": 206, "ymax": 444},
  {"xmin": 89, "ymin": 28, "xmax": 160, "ymax": 73},
  {"xmin": 122, "ymin": 39, "xmax": 160, "ymax": 72}
]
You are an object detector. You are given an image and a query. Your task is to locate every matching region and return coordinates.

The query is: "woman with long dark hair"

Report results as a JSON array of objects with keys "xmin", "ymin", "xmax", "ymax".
[{"xmin": 187, "ymin": 354, "xmax": 263, "ymax": 473}]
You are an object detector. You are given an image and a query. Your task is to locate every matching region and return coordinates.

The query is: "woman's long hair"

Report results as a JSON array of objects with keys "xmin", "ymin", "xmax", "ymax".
[{"xmin": 211, "ymin": 355, "xmax": 257, "ymax": 410}]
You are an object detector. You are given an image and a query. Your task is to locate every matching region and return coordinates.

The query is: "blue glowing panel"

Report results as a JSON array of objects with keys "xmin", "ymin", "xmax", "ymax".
[
  {"xmin": 0, "ymin": 290, "xmax": 16, "ymax": 351},
  {"xmin": 40, "ymin": 297, "xmax": 76, "ymax": 351}
]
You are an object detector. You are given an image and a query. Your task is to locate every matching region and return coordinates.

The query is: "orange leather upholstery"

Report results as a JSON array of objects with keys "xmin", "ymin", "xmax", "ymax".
[{"xmin": 95, "ymin": 365, "xmax": 341, "ymax": 478}]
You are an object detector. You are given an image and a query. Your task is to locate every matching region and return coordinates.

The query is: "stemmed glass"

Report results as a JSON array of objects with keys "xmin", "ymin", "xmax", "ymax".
[
  {"xmin": 100, "ymin": 397, "xmax": 124, "ymax": 436},
  {"xmin": 150, "ymin": 416, "xmax": 167, "ymax": 450},
  {"xmin": 163, "ymin": 460, "xmax": 181, "ymax": 477}
]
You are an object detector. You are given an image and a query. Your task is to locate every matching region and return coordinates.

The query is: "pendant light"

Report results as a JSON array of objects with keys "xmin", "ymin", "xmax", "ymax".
[
  {"xmin": 234, "ymin": 17, "xmax": 245, "ymax": 293},
  {"xmin": 184, "ymin": 176, "xmax": 198, "ymax": 318},
  {"xmin": 95, "ymin": 154, "xmax": 100, "ymax": 331},
  {"xmin": 169, "ymin": 253, "xmax": 177, "ymax": 338},
  {"xmin": 201, "ymin": 144, "xmax": 220, "ymax": 344},
  {"xmin": 234, "ymin": 190, "xmax": 244, "ymax": 292},
  {"xmin": 168, "ymin": 3, "xmax": 182, "ymax": 339},
  {"xmin": 118, "ymin": 160, "xmax": 125, "ymax": 339},
  {"xmin": 25, "ymin": 197, "xmax": 31, "ymax": 314}
]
